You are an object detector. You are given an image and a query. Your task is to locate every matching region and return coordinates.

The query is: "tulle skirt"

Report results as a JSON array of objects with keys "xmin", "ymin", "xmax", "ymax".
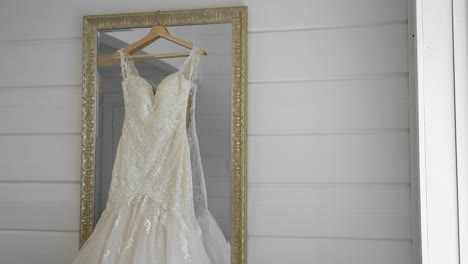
[
  {"xmin": 197, "ymin": 210, "xmax": 231, "ymax": 264},
  {"xmin": 71, "ymin": 197, "xmax": 228, "ymax": 264}
]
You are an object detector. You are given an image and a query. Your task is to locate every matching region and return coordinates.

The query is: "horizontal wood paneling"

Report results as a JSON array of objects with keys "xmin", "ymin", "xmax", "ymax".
[
  {"xmin": 0, "ymin": 231, "xmax": 78, "ymax": 264},
  {"xmin": 0, "ymin": 105, "xmax": 81, "ymax": 134},
  {"xmin": 0, "ymin": 202, "xmax": 79, "ymax": 231},
  {"xmin": 249, "ymin": 133, "xmax": 410, "ymax": 184},
  {"xmin": 248, "ymin": 77, "xmax": 409, "ymax": 133},
  {"xmin": 0, "ymin": 0, "xmax": 407, "ymax": 41},
  {"xmin": 248, "ymin": 103, "xmax": 408, "ymax": 133},
  {"xmin": 248, "ymin": 237, "xmax": 412, "ymax": 264},
  {"xmin": 0, "ymin": 183, "xmax": 79, "ymax": 204},
  {"xmin": 0, "ymin": 40, "xmax": 81, "ymax": 88},
  {"xmin": 0, "ymin": 183, "xmax": 79, "ymax": 231},
  {"xmin": 248, "ymin": 0, "xmax": 407, "ymax": 32},
  {"xmin": 248, "ymin": 185, "xmax": 411, "ymax": 239},
  {"xmin": 0, "ymin": 135, "xmax": 80, "ymax": 182},
  {"xmin": 0, "ymin": 24, "xmax": 407, "ymax": 88},
  {"xmin": 0, "ymin": 86, "xmax": 81, "ymax": 106},
  {"xmin": 249, "ymin": 78, "xmax": 408, "ymax": 109},
  {"xmin": 249, "ymin": 24, "xmax": 408, "ymax": 82},
  {"xmin": 0, "ymin": 86, "xmax": 81, "ymax": 133}
]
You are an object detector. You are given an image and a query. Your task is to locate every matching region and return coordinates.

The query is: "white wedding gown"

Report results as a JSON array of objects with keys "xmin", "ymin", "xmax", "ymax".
[{"xmin": 72, "ymin": 46, "xmax": 230, "ymax": 264}]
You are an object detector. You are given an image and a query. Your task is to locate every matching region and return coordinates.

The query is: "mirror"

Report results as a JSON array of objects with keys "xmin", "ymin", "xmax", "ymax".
[
  {"xmin": 80, "ymin": 7, "xmax": 247, "ymax": 264},
  {"xmin": 96, "ymin": 23, "xmax": 233, "ymax": 237}
]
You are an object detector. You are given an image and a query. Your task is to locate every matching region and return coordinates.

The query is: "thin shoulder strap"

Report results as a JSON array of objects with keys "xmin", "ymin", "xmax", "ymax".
[
  {"xmin": 182, "ymin": 46, "xmax": 202, "ymax": 80},
  {"xmin": 117, "ymin": 49, "xmax": 128, "ymax": 79}
]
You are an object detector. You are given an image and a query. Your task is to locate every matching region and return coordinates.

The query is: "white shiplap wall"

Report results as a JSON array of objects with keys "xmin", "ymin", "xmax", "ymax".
[{"xmin": 0, "ymin": 0, "xmax": 415, "ymax": 263}]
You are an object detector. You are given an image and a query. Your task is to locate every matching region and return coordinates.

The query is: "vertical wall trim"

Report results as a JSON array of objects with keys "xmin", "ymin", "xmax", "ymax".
[
  {"xmin": 408, "ymin": 0, "xmax": 422, "ymax": 263},
  {"xmin": 453, "ymin": 0, "xmax": 468, "ymax": 262},
  {"xmin": 414, "ymin": 0, "xmax": 460, "ymax": 263},
  {"xmin": 413, "ymin": 0, "xmax": 428, "ymax": 261}
]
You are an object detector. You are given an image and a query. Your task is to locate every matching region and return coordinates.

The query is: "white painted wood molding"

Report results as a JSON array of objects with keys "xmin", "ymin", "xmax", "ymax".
[
  {"xmin": 454, "ymin": 0, "xmax": 468, "ymax": 263},
  {"xmin": 414, "ymin": 0, "xmax": 460, "ymax": 263}
]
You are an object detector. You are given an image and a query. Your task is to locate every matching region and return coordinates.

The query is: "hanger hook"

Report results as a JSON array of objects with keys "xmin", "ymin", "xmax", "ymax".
[{"xmin": 156, "ymin": 10, "xmax": 161, "ymax": 26}]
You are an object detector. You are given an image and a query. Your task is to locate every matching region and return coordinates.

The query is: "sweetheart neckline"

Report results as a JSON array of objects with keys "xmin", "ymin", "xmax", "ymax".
[
  {"xmin": 122, "ymin": 69, "xmax": 191, "ymax": 98},
  {"xmin": 119, "ymin": 46, "xmax": 198, "ymax": 99}
]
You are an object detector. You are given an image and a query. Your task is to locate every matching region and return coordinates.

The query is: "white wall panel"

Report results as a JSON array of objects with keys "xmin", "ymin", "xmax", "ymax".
[
  {"xmin": 0, "ymin": 0, "xmax": 407, "ymax": 41},
  {"xmin": 0, "ymin": 202, "xmax": 79, "ymax": 231},
  {"xmin": 249, "ymin": 77, "xmax": 409, "ymax": 133},
  {"xmin": 0, "ymin": 183, "xmax": 79, "ymax": 204},
  {"xmin": 249, "ymin": 24, "xmax": 408, "ymax": 82},
  {"xmin": 0, "ymin": 183, "xmax": 80, "ymax": 231},
  {"xmin": 0, "ymin": 231, "xmax": 78, "ymax": 264},
  {"xmin": 248, "ymin": 237, "xmax": 412, "ymax": 264},
  {"xmin": 247, "ymin": 0, "xmax": 408, "ymax": 32},
  {"xmin": 0, "ymin": 86, "xmax": 82, "ymax": 133},
  {"xmin": 248, "ymin": 185, "xmax": 411, "ymax": 239},
  {"xmin": 0, "ymin": 86, "xmax": 81, "ymax": 106},
  {"xmin": 249, "ymin": 78, "xmax": 408, "ymax": 109},
  {"xmin": 0, "ymin": 135, "xmax": 81, "ymax": 182},
  {"xmin": 0, "ymin": 105, "xmax": 81, "ymax": 134},
  {"xmin": 0, "ymin": 40, "xmax": 81, "ymax": 88},
  {"xmin": 249, "ymin": 133, "xmax": 410, "ymax": 184}
]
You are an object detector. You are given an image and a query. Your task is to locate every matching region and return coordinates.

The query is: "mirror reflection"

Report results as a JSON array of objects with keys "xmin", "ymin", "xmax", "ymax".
[{"xmin": 94, "ymin": 24, "xmax": 232, "ymax": 241}]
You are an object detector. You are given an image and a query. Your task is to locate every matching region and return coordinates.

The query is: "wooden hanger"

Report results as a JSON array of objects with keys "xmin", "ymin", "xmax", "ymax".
[
  {"xmin": 111, "ymin": 26, "xmax": 207, "ymax": 60},
  {"xmin": 98, "ymin": 50, "xmax": 197, "ymax": 67},
  {"xmin": 110, "ymin": 11, "xmax": 207, "ymax": 61}
]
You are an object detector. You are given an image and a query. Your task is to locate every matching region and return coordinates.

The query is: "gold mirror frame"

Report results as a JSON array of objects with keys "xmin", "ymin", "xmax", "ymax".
[{"xmin": 80, "ymin": 6, "xmax": 247, "ymax": 263}]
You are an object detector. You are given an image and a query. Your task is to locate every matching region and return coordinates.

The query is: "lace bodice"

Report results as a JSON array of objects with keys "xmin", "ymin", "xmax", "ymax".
[{"xmin": 108, "ymin": 46, "xmax": 201, "ymax": 208}]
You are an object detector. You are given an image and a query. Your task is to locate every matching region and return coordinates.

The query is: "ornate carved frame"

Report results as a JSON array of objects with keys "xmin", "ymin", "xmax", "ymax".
[{"xmin": 80, "ymin": 6, "xmax": 248, "ymax": 263}]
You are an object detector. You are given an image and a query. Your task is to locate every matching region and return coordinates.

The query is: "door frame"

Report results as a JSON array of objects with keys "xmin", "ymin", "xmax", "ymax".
[{"xmin": 411, "ymin": 0, "xmax": 466, "ymax": 263}]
